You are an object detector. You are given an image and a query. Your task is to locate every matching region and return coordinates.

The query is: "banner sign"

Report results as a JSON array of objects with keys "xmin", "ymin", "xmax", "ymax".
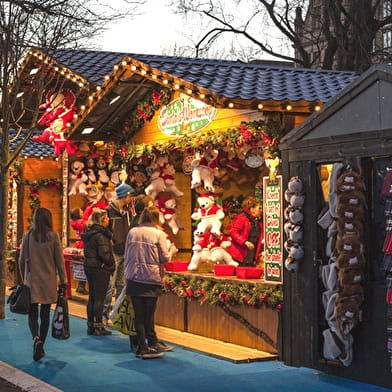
[
  {"xmin": 263, "ymin": 175, "xmax": 283, "ymax": 284},
  {"xmin": 158, "ymin": 94, "xmax": 216, "ymax": 137}
]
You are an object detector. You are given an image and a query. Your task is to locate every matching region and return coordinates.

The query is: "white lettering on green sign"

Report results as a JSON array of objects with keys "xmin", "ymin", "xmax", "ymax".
[{"xmin": 158, "ymin": 94, "xmax": 216, "ymax": 137}]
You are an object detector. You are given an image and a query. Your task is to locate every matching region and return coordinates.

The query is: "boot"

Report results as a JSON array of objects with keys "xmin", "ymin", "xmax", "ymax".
[
  {"xmin": 87, "ymin": 321, "xmax": 94, "ymax": 335},
  {"xmin": 93, "ymin": 323, "xmax": 112, "ymax": 336}
]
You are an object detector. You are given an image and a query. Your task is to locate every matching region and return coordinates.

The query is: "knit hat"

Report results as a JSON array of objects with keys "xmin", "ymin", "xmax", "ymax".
[{"xmin": 115, "ymin": 182, "xmax": 134, "ymax": 199}]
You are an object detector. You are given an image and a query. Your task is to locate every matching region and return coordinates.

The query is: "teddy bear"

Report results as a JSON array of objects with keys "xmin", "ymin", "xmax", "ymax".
[
  {"xmin": 156, "ymin": 197, "xmax": 184, "ymax": 235},
  {"xmin": 145, "ymin": 168, "xmax": 166, "ymax": 200},
  {"xmin": 338, "ymin": 266, "xmax": 364, "ymax": 286},
  {"xmin": 336, "ymin": 218, "xmax": 363, "ymax": 236},
  {"xmin": 334, "ymin": 296, "xmax": 363, "ymax": 336},
  {"xmin": 335, "ymin": 170, "xmax": 365, "ymax": 193},
  {"xmin": 129, "ymin": 164, "xmax": 149, "ymax": 195},
  {"xmin": 85, "ymin": 156, "xmax": 97, "ymax": 183},
  {"xmin": 68, "ymin": 160, "xmax": 88, "ymax": 195},
  {"xmin": 191, "ymin": 194, "xmax": 225, "ymax": 236},
  {"xmin": 284, "ymin": 241, "xmax": 304, "ymax": 261},
  {"xmin": 166, "ymin": 235, "xmax": 178, "ymax": 261},
  {"xmin": 104, "ymin": 181, "xmax": 117, "ymax": 202},
  {"xmin": 284, "ymin": 222, "xmax": 304, "ymax": 243},
  {"xmin": 188, "ymin": 247, "xmax": 211, "ymax": 271},
  {"xmin": 337, "ymin": 190, "xmax": 366, "ymax": 209},
  {"xmin": 284, "ymin": 205, "xmax": 304, "ymax": 225},
  {"xmin": 336, "ymin": 253, "xmax": 365, "ymax": 269},
  {"xmin": 159, "ymin": 162, "xmax": 184, "ymax": 197},
  {"xmin": 191, "ymin": 148, "xmax": 219, "ymax": 192},
  {"xmin": 96, "ymin": 156, "xmax": 110, "ymax": 185},
  {"xmin": 335, "ymin": 234, "xmax": 363, "ymax": 256}
]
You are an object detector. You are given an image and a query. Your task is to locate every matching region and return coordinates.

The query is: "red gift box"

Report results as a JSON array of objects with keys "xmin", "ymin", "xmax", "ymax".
[
  {"xmin": 163, "ymin": 261, "xmax": 189, "ymax": 272},
  {"xmin": 213, "ymin": 264, "xmax": 236, "ymax": 276},
  {"xmin": 236, "ymin": 267, "xmax": 264, "ymax": 279}
]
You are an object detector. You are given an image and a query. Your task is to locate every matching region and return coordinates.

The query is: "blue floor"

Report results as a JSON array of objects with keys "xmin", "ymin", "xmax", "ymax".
[{"xmin": 0, "ymin": 306, "xmax": 391, "ymax": 392}]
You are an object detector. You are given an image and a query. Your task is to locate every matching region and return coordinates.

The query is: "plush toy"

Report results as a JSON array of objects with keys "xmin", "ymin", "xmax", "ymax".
[
  {"xmin": 160, "ymin": 162, "xmax": 184, "ymax": 197},
  {"xmin": 336, "ymin": 253, "xmax": 365, "ymax": 269},
  {"xmin": 209, "ymin": 234, "xmax": 238, "ymax": 266},
  {"xmin": 104, "ymin": 181, "xmax": 117, "ymax": 203},
  {"xmin": 338, "ymin": 266, "xmax": 364, "ymax": 286},
  {"xmin": 68, "ymin": 160, "xmax": 88, "ymax": 195},
  {"xmin": 96, "ymin": 156, "xmax": 109, "ymax": 185},
  {"xmin": 85, "ymin": 156, "xmax": 97, "ymax": 183},
  {"xmin": 191, "ymin": 194, "xmax": 225, "ymax": 236},
  {"xmin": 335, "ymin": 171, "xmax": 365, "ymax": 193},
  {"xmin": 166, "ymin": 235, "xmax": 178, "ymax": 261},
  {"xmin": 110, "ymin": 165, "xmax": 123, "ymax": 185},
  {"xmin": 337, "ymin": 190, "xmax": 366, "ymax": 209},
  {"xmin": 191, "ymin": 148, "xmax": 219, "ymax": 192},
  {"xmin": 188, "ymin": 247, "xmax": 211, "ymax": 271},
  {"xmin": 156, "ymin": 197, "xmax": 184, "ymax": 235},
  {"xmin": 129, "ymin": 164, "xmax": 149, "ymax": 195},
  {"xmin": 145, "ymin": 169, "xmax": 166, "ymax": 200},
  {"xmin": 335, "ymin": 234, "xmax": 363, "ymax": 256},
  {"xmin": 284, "ymin": 222, "xmax": 304, "ymax": 243},
  {"xmin": 284, "ymin": 205, "xmax": 304, "ymax": 225}
]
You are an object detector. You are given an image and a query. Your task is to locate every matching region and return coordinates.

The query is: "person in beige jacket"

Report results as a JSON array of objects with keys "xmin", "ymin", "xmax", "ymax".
[{"xmin": 18, "ymin": 207, "xmax": 67, "ymax": 361}]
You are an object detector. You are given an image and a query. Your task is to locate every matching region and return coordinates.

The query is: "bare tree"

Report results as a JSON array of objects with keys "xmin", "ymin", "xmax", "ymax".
[
  {"xmin": 172, "ymin": 0, "xmax": 392, "ymax": 72},
  {"xmin": 0, "ymin": 0, "xmax": 144, "ymax": 319}
]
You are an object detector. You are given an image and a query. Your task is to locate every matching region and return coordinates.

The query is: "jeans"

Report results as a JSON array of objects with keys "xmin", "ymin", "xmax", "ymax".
[
  {"xmin": 28, "ymin": 303, "xmax": 51, "ymax": 342},
  {"xmin": 103, "ymin": 253, "xmax": 125, "ymax": 317},
  {"xmin": 131, "ymin": 296, "xmax": 158, "ymax": 350},
  {"xmin": 84, "ymin": 266, "xmax": 111, "ymax": 324}
]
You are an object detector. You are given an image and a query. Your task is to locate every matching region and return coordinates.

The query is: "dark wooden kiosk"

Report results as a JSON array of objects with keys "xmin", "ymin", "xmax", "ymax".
[{"xmin": 279, "ymin": 64, "xmax": 392, "ymax": 388}]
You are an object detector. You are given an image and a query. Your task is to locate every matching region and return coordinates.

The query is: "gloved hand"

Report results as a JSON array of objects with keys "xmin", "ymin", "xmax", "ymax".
[{"xmin": 58, "ymin": 283, "xmax": 67, "ymax": 296}]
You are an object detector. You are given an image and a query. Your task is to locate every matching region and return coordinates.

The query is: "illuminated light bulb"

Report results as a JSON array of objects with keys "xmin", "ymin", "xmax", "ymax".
[
  {"xmin": 199, "ymin": 93, "xmax": 205, "ymax": 99},
  {"xmin": 104, "ymin": 75, "xmax": 110, "ymax": 80},
  {"xmin": 315, "ymin": 104, "xmax": 321, "ymax": 111},
  {"xmin": 89, "ymin": 95, "xmax": 94, "ymax": 100},
  {"xmin": 54, "ymin": 67, "xmax": 59, "ymax": 71},
  {"xmin": 286, "ymin": 104, "xmax": 292, "ymax": 111},
  {"xmin": 66, "ymin": 74, "xmax": 71, "ymax": 79},
  {"xmin": 61, "ymin": 70, "xmax": 65, "ymax": 75},
  {"xmin": 131, "ymin": 65, "xmax": 137, "ymax": 71},
  {"xmin": 40, "ymin": 156, "xmax": 44, "ymax": 160},
  {"xmin": 141, "ymin": 69, "xmax": 147, "ymax": 75},
  {"xmin": 187, "ymin": 89, "xmax": 193, "ymax": 95},
  {"xmin": 72, "ymin": 77, "xmax": 77, "ymax": 82},
  {"xmin": 73, "ymin": 114, "xmax": 78, "ymax": 118},
  {"xmin": 163, "ymin": 79, "xmax": 169, "ymax": 84},
  {"xmin": 96, "ymin": 86, "xmax": 101, "ymax": 91},
  {"xmin": 81, "ymin": 105, "xmax": 86, "ymax": 110},
  {"xmin": 152, "ymin": 74, "xmax": 158, "ymax": 79},
  {"xmin": 122, "ymin": 61, "xmax": 127, "ymax": 66},
  {"xmin": 114, "ymin": 65, "xmax": 119, "ymax": 70},
  {"xmin": 174, "ymin": 84, "xmax": 180, "ymax": 89},
  {"xmin": 228, "ymin": 102, "xmax": 234, "ymax": 108},
  {"xmin": 257, "ymin": 103, "xmax": 264, "ymax": 110},
  {"xmin": 24, "ymin": 156, "xmax": 28, "ymax": 160},
  {"xmin": 79, "ymin": 82, "xmax": 84, "ymax": 87},
  {"xmin": 29, "ymin": 68, "xmax": 39, "ymax": 75}
]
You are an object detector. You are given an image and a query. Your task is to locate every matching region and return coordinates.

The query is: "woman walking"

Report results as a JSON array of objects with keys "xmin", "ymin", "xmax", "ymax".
[
  {"xmin": 82, "ymin": 209, "xmax": 115, "ymax": 336},
  {"xmin": 18, "ymin": 207, "xmax": 67, "ymax": 361},
  {"xmin": 124, "ymin": 206, "xmax": 170, "ymax": 359}
]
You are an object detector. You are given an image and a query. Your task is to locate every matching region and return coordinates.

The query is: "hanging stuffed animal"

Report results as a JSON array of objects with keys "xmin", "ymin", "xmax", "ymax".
[
  {"xmin": 159, "ymin": 158, "xmax": 184, "ymax": 197},
  {"xmin": 190, "ymin": 148, "xmax": 219, "ymax": 192},
  {"xmin": 191, "ymin": 194, "xmax": 225, "ymax": 236},
  {"xmin": 68, "ymin": 160, "xmax": 88, "ymax": 196},
  {"xmin": 156, "ymin": 197, "xmax": 184, "ymax": 235},
  {"xmin": 96, "ymin": 156, "xmax": 110, "ymax": 185}
]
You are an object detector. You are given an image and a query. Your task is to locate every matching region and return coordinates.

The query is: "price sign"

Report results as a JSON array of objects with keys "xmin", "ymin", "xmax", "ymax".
[{"xmin": 263, "ymin": 175, "xmax": 283, "ymax": 284}]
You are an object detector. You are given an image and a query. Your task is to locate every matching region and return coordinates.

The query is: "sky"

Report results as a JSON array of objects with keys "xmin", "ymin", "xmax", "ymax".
[{"xmin": 100, "ymin": 0, "xmax": 189, "ymax": 55}]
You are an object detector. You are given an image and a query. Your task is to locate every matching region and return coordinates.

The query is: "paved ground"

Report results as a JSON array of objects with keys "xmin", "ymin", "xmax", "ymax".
[{"xmin": 0, "ymin": 377, "xmax": 24, "ymax": 392}]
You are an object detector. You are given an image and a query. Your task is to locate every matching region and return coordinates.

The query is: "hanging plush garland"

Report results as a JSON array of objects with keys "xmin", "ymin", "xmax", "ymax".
[{"xmin": 163, "ymin": 273, "xmax": 283, "ymax": 310}]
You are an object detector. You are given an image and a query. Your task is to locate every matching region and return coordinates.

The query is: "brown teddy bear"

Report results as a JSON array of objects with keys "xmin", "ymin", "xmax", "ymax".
[
  {"xmin": 338, "ymin": 266, "xmax": 364, "ymax": 286},
  {"xmin": 337, "ymin": 283, "xmax": 364, "ymax": 305},
  {"xmin": 336, "ymin": 253, "xmax": 365, "ymax": 269},
  {"xmin": 336, "ymin": 203, "xmax": 365, "ymax": 221},
  {"xmin": 335, "ymin": 234, "xmax": 363, "ymax": 256},
  {"xmin": 336, "ymin": 218, "xmax": 363, "ymax": 236},
  {"xmin": 337, "ymin": 189, "xmax": 366, "ymax": 209},
  {"xmin": 335, "ymin": 296, "xmax": 363, "ymax": 336},
  {"xmin": 335, "ymin": 170, "xmax": 365, "ymax": 193}
]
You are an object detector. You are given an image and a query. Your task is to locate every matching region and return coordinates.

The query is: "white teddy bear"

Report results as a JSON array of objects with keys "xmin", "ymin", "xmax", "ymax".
[
  {"xmin": 191, "ymin": 194, "xmax": 225, "ymax": 236},
  {"xmin": 191, "ymin": 148, "xmax": 219, "ymax": 192},
  {"xmin": 68, "ymin": 160, "xmax": 88, "ymax": 195},
  {"xmin": 156, "ymin": 197, "xmax": 184, "ymax": 235},
  {"xmin": 160, "ymin": 162, "xmax": 184, "ymax": 197}
]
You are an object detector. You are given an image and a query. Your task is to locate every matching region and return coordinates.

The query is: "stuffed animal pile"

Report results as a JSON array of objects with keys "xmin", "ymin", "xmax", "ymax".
[
  {"xmin": 283, "ymin": 177, "xmax": 305, "ymax": 271},
  {"xmin": 321, "ymin": 168, "xmax": 366, "ymax": 367}
]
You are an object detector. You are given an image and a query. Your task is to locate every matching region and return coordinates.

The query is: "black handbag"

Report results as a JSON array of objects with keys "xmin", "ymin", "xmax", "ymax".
[
  {"xmin": 7, "ymin": 233, "xmax": 31, "ymax": 314},
  {"xmin": 52, "ymin": 290, "xmax": 70, "ymax": 339}
]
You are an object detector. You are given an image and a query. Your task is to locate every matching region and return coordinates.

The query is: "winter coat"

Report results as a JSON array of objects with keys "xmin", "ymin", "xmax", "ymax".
[
  {"xmin": 105, "ymin": 201, "xmax": 132, "ymax": 255},
  {"xmin": 18, "ymin": 231, "xmax": 67, "ymax": 305},
  {"xmin": 228, "ymin": 208, "xmax": 263, "ymax": 263},
  {"xmin": 81, "ymin": 224, "xmax": 115, "ymax": 274},
  {"xmin": 124, "ymin": 223, "xmax": 170, "ymax": 286}
]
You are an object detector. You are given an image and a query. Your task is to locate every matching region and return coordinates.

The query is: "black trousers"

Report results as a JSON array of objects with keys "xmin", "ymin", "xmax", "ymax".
[
  {"xmin": 28, "ymin": 303, "xmax": 51, "ymax": 342},
  {"xmin": 131, "ymin": 296, "xmax": 158, "ymax": 350},
  {"xmin": 84, "ymin": 267, "xmax": 111, "ymax": 324}
]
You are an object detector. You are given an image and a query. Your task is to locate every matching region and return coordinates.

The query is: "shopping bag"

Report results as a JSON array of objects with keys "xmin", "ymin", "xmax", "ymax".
[
  {"xmin": 7, "ymin": 284, "xmax": 31, "ymax": 314},
  {"xmin": 52, "ymin": 292, "xmax": 70, "ymax": 339},
  {"xmin": 109, "ymin": 288, "xmax": 136, "ymax": 336}
]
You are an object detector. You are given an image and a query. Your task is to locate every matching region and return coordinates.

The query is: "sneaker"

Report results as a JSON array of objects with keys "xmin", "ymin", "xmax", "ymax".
[
  {"xmin": 135, "ymin": 347, "xmax": 164, "ymax": 359},
  {"xmin": 150, "ymin": 341, "xmax": 174, "ymax": 352},
  {"xmin": 33, "ymin": 339, "xmax": 45, "ymax": 361}
]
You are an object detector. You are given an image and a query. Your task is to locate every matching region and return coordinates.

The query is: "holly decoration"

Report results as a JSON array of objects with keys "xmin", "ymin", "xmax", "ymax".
[{"xmin": 163, "ymin": 273, "xmax": 283, "ymax": 310}]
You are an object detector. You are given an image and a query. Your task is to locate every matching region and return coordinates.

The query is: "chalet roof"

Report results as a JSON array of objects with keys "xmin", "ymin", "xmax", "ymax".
[
  {"xmin": 16, "ymin": 48, "xmax": 359, "ymax": 142},
  {"xmin": 43, "ymin": 48, "xmax": 357, "ymax": 103}
]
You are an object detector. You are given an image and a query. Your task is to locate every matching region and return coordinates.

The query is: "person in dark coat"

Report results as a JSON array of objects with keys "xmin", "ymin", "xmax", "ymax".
[
  {"xmin": 102, "ymin": 182, "xmax": 134, "ymax": 323},
  {"xmin": 228, "ymin": 196, "xmax": 263, "ymax": 266},
  {"xmin": 82, "ymin": 209, "xmax": 115, "ymax": 336},
  {"xmin": 18, "ymin": 207, "xmax": 67, "ymax": 361}
]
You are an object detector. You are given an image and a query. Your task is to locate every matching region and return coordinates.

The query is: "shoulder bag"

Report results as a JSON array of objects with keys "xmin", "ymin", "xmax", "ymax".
[{"xmin": 7, "ymin": 232, "xmax": 31, "ymax": 314}]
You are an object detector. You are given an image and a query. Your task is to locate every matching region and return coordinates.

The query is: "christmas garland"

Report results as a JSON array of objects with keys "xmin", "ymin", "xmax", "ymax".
[
  {"xmin": 163, "ymin": 273, "xmax": 283, "ymax": 310},
  {"xmin": 112, "ymin": 113, "xmax": 282, "ymax": 164}
]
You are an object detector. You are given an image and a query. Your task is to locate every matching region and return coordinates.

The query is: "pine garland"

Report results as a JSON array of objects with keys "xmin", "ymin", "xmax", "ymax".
[{"xmin": 163, "ymin": 273, "xmax": 283, "ymax": 310}]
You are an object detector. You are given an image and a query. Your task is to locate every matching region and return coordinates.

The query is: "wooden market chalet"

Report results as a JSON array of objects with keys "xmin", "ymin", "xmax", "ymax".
[{"xmin": 11, "ymin": 47, "xmax": 392, "ymax": 387}]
